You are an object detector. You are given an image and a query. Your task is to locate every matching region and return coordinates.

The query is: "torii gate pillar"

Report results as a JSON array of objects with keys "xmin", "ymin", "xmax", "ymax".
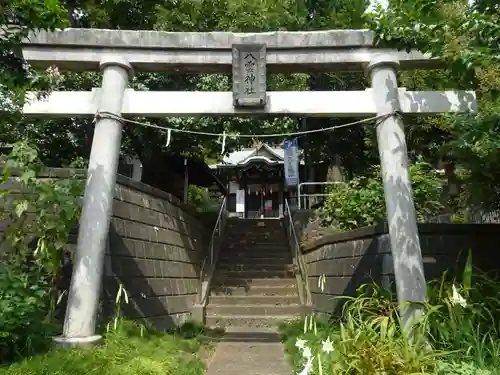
[
  {"xmin": 368, "ymin": 54, "xmax": 427, "ymax": 334},
  {"xmin": 54, "ymin": 57, "xmax": 133, "ymax": 347}
]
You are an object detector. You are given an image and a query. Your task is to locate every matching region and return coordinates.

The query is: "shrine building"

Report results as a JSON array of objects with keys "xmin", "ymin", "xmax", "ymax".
[{"xmin": 210, "ymin": 143, "xmax": 305, "ymax": 219}]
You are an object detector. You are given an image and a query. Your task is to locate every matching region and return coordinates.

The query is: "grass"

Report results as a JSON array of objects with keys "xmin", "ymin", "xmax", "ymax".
[
  {"xmin": 279, "ymin": 260, "xmax": 500, "ymax": 375},
  {"xmin": 0, "ymin": 320, "xmax": 224, "ymax": 375}
]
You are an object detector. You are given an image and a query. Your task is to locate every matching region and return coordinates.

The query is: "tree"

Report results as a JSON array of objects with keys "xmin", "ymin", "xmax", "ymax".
[
  {"xmin": 301, "ymin": 0, "xmax": 373, "ymax": 180},
  {"xmin": 368, "ymin": 0, "xmax": 500, "ymax": 210},
  {"xmin": 3, "ymin": 0, "xmax": 395, "ymax": 182},
  {"xmin": 3, "ymin": 0, "xmax": 313, "ymax": 167},
  {"xmin": 1, "ymin": 1, "xmax": 69, "ymax": 157}
]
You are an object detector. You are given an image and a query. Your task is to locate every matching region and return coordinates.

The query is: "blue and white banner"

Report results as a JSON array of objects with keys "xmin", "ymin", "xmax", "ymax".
[{"xmin": 283, "ymin": 139, "xmax": 299, "ymax": 186}]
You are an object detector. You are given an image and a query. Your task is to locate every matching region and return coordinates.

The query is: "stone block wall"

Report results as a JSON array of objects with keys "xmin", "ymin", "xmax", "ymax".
[
  {"xmin": 300, "ymin": 223, "xmax": 500, "ymax": 316},
  {"xmin": 1, "ymin": 169, "xmax": 208, "ymax": 330},
  {"xmin": 102, "ymin": 175, "xmax": 206, "ymax": 329}
]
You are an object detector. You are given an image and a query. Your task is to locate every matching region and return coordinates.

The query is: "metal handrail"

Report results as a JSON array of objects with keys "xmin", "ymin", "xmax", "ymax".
[
  {"xmin": 298, "ymin": 181, "xmax": 346, "ymax": 209},
  {"xmin": 198, "ymin": 197, "xmax": 227, "ymax": 306},
  {"xmin": 208, "ymin": 197, "xmax": 227, "ymax": 264},
  {"xmin": 284, "ymin": 198, "xmax": 312, "ymax": 306}
]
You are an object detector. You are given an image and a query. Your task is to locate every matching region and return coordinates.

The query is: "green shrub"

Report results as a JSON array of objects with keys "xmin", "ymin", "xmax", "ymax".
[
  {"xmin": 0, "ymin": 141, "xmax": 83, "ymax": 361},
  {"xmin": 187, "ymin": 185, "xmax": 214, "ymax": 212},
  {"xmin": 0, "ymin": 319, "xmax": 206, "ymax": 375},
  {"xmin": 317, "ymin": 161, "xmax": 445, "ymax": 230},
  {"xmin": 0, "ymin": 261, "xmax": 58, "ymax": 360},
  {"xmin": 280, "ymin": 284, "xmax": 442, "ymax": 375},
  {"xmin": 280, "ymin": 252, "xmax": 500, "ymax": 375}
]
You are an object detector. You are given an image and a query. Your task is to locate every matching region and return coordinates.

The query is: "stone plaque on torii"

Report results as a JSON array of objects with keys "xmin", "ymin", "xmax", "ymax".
[
  {"xmin": 19, "ymin": 28, "xmax": 476, "ymax": 346},
  {"xmin": 232, "ymin": 43, "xmax": 267, "ymax": 108}
]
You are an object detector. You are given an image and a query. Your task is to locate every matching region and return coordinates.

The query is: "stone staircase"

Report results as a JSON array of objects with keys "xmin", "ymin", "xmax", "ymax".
[{"xmin": 206, "ymin": 218, "xmax": 302, "ymax": 328}]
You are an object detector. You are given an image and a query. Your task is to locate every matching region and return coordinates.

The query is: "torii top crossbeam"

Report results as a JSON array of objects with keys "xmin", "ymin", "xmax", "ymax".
[
  {"xmin": 22, "ymin": 28, "xmax": 475, "ymax": 118},
  {"xmin": 23, "ymin": 28, "xmax": 441, "ymax": 73}
]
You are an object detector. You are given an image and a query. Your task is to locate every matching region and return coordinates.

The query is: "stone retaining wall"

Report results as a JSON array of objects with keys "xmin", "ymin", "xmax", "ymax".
[
  {"xmin": 300, "ymin": 223, "xmax": 500, "ymax": 316},
  {"xmin": 102, "ymin": 175, "xmax": 206, "ymax": 329},
  {"xmin": 1, "ymin": 169, "xmax": 207, "ymax": 329}
]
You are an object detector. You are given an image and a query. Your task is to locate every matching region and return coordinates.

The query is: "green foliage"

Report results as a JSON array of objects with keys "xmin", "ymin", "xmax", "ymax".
[
  {"xmin": 1, "ymin": 141, "xmax": 83, "ymax": 278},
  {"xmin": 187, "ymin": 185, "xmax": 225, "ymax": 214},
  {"xmin": 369, "ymin": 0, "xmax": 499, "ymax": 86},
  {"xmin": 1, "ymin": 0, "xmax": 68, "ymax": 137},
  {"xmin": 445, "ymin": 108, "xmax": 500, "ymax": 211},
  {"xmin": 105, "ymin": 283, "xmax": 130, "ymax": 334},
  {"xmin": 436, "ymin": 361, "xmax": 496, "ymax": 375},
  {"xmin": 424, "ymin": 266, "xmax": 500, "ymax": 368},
  {"xmin": 187, "ymin": 185, "xmax": 211, "ymax": 210},
  {"xmin": 0, "ymin": 320, "xmax": 207, "ymax": 375},
  {"xmin": 368, "ymin": 0, "xmax": 500, "ymax": 212},
  {"xmin": 2, "ymin": 0, "xmax": 308, "ymax": 165},
  {"xmin": 280, "ymin": 285, "xmax": 440, "ymax": 375},
  {"xmin": 0, "ymin": 261, "xmax": 58, "ymax": 361},
  {"xmin": 175, "ymin": 320, "xmax": 224, "ymax": 340},
  {"xmin": 0, "ymin": 141, "xmax": 83, "ymax": 362},
  {"xmin": 317, "ymin": 161, "xmax": 445, "ymax": 230},
  {"xmin": 2, "ymin": 0, "xmax": 378, "ymax": 175},
  {"xmin": 279, "ymin": 253, "xmax": 500, "ymax": 375},
  {"xmin": 300, "ymin": 0, "xmax": 373, "ymax": 174}
]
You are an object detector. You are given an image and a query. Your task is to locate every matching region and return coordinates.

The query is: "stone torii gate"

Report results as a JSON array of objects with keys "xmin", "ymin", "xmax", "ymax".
[{"xmin": 21, "ymin": 28, "xmax": 476, "ymax": 346}]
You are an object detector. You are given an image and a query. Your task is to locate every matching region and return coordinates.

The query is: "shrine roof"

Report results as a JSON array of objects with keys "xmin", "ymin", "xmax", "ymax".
[{"xmin": 210, "ymin": 143, "xmax": 305, "ymax": 169}]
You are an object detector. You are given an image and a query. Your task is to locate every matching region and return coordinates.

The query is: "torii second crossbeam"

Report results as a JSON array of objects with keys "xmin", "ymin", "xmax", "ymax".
[{"xmin": 23, "ymin": 89, "xmax": 476, "ymax": 118}]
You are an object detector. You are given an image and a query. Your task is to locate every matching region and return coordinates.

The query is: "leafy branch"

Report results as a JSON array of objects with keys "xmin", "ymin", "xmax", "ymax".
[{"xmin": 0, "ymin": 141, "xmax": 83, "ymax": 360}]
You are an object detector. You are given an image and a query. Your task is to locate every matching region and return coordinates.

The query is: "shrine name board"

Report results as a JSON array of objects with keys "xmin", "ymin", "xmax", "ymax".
[{"xmin": 232, "ymin": 43, "xmax": 267, "ymax": 108}]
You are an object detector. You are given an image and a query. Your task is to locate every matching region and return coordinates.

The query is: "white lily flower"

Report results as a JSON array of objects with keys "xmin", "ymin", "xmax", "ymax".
[
  {"xmin": 321, "ymin": 337, "xmax": 334, "ymax": 353},
  {"xmin": 451, "ymin": 284, "xmax": 467, "ymax": 308},
  {"xmin": 295, "ymin": 338, "xmax": 307, "ymax": 350},
  {"xmin": 302, "ymin": 346, "xmax": 312, "ymax": 359},
  {"xmin": 297, "ymin": 357, "xmax": 313, "ymax": 375}
]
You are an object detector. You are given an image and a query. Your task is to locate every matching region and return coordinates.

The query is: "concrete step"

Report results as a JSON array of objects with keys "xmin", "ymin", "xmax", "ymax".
[
  {"xmin": 223, "ymin": 247, "xmax": 289, "ymax": 253},
  {"xmin": 215, "ymin": 270, "xmax": 295, "ymax": 279},
  {"xmin": 226, "ymin": 229, "xmax": 285, "ymax": 234},
  {"xmin": 226, "ymin": 237, "xmax": 286, "ymax": 242},
  {"xmin": 224, "ymin": 240, "xmax": 288, "ymax": 246},
  {"xmin": 227, "ymin": 220, "xmax": 283, "ymax": 227},
  {"xmin": 221, "ymin": 246, "xmax": 291, "ymax": 253},
  {"xmin": 226, "ymin": 227, "xmax": 286, "ymax": 235},
  {"xmin": 220, "ymin": 252, "xmax": 291, "ymax": 259},
  {"xmin": 210, "ymin": 285, "xmax": 298, "ymax": 297},
  {"xmin": 221, "ymin": 244, "xmax": 290, "ymax": 251},
  {"xmin": 226, "ymin": 227, "xmax": 284, "ymax": 233},
  {"xmin": 211, "ymin": 277, "xmax": 297, "ymax": 288},
  {"xmin": 205, "ymin": 314, "xmax": 298, "ymax": 329},
  {"xmin": 220, "ymin": 250, "xmax": 291, "ymax": 257},
  {"xmin": 225, "ymin": 229, "xmax": 285, "ymax": 236},
  {"xmin": 208, "ymin": 295, "xmax": 300, "ymax": 305},
  {"xmin": 221, "ymin": 250, "xmax": 290, "ymax": 256},
  {"xmin": 217, "ymin": 263, "xmax": 294, "ymax": 272},
  {"xmin": 225, "ymin": 238, "xmax": 287, "ymax": 243},
  {"xmin": 226, "ymin": 225, "xmax": 284, "ymax": 230},
  {"xmin": 226, "ymin": 227, "xmax": 286, "ymax": 236},
  {"xmin": 206, "ymin": 303, "xmax": 303, "ymax": 316},
  {"xmin": 220, "ymin": 247, "xmax": 291, "ymax": 254},
  {"xmin": 218, "ymin": 256, "xmax": 293, "ymax": 264},
  {"xmin": 226, "ymin": 227, "xmax": 285, "ymax": 232}
]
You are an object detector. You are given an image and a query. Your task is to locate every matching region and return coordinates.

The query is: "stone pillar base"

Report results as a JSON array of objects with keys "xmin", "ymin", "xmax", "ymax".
[
  {"xmin": 191, "ymin": 304, "xmax": 205, "ymax": 325},
  {"xmin": 53, "ymin": 334, "xmax": 102, "ymax": 349}
]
